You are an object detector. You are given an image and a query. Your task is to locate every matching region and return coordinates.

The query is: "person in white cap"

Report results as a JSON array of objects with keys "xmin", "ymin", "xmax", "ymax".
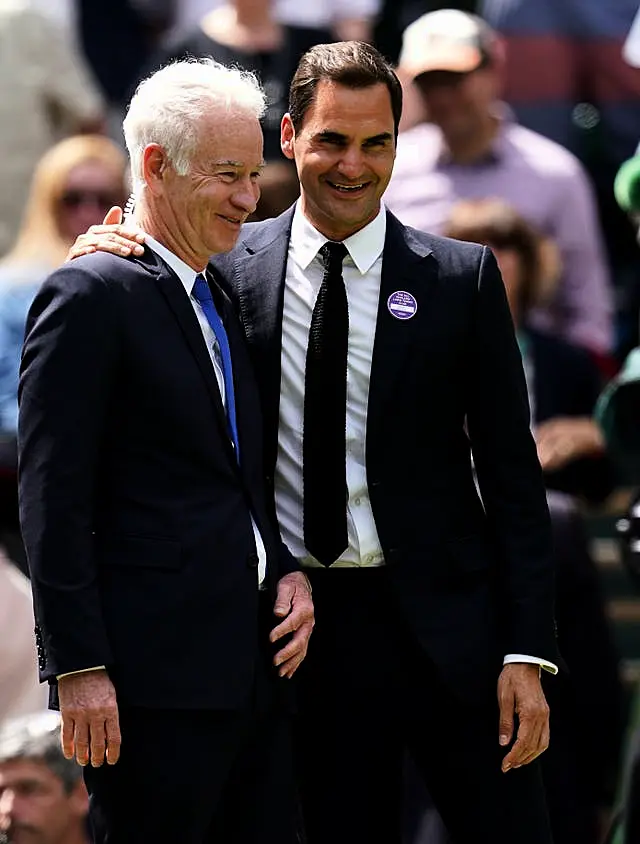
[{"xmin": 385, "ymin": 8, "xmax": 614, "ymax": 362}]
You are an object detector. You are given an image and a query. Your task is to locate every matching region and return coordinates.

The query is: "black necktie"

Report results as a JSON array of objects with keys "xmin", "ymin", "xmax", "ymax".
[{"xmin": 303, "ymin": 241, "xmax": 349, "ymax": 566}]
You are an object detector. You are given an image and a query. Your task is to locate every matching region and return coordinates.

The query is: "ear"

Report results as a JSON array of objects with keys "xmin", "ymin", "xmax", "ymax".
[
  {"xmin": 68, "ymin": 778, "xmax": 89, "ymax": 819},
  {"xmin": 280, "ymin": 113, "xmax": 295, "ymax": 162},
  {"xmin": 142, "ymin": 143, "xmax": 168, "ymax": 195}
]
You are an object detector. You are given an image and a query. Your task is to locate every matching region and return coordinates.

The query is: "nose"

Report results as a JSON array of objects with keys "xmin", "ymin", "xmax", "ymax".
[
  {"xmin": 231, "ymin": 176, "xmax": 260, "ymax": 215},
  {"xmin": 336, "ymin": 145, "xmax": 364, "ymax": 180},
  {"xmin": 0, "ymin": 787, "xmax": 15, "ymax": 821}
]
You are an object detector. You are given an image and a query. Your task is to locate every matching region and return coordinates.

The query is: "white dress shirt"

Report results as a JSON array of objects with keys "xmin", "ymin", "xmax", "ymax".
[
  {"xmin": 146, "ymin": 235, "xmax": 267, "ymax": 587},
  {"xmin": 274, "ymin": 202, "xmax": 557, "ymax": 674}
]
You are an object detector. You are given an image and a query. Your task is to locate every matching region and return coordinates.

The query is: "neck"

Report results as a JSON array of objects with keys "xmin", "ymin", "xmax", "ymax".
[
  {"xmin": 443, "ymin": 113, "xmax": 499, "ymax": 164},
  {"xmin": 201, "ymin": 3, "xmax": 282, "ymax": 51},
  {"xmin": 233, "ymin": 0, "xmax": 273, "ymax": 28},
  {"xmin": 300, "ymin": 199, "xmax": 380, "ymax": 243},
  {"xmin": 59, "ymin": 824, "xmax": 91, "ymax": 844},
  {"xmin": 137, "ymin": 202, "xmax": 209, "ymax": 272}
]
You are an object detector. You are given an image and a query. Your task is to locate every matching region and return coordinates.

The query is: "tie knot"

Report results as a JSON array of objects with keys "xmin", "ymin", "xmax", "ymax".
[
  {"xmin": 319, "ymin": 241, "xmax": 348, "ymax": 275},
  {"xmin": 193, "ymin": 272, "xmax": 213, "ymax": 305}
]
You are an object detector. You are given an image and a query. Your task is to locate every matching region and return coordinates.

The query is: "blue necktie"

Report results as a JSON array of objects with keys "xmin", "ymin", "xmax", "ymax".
[{"xmin": 192, "ymin": 273, "xmax": 240, "ymax": 461}]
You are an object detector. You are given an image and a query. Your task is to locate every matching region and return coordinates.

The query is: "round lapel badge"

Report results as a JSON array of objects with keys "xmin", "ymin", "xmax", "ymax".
[{"xmin": 387, "ymin": 290, "xmax": 418, "ymax": 320}]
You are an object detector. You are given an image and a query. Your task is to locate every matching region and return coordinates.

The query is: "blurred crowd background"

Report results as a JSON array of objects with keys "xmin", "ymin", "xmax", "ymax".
[{"xmin": 1, "ymin": 1, "xmax": 640, "ymax": 842}]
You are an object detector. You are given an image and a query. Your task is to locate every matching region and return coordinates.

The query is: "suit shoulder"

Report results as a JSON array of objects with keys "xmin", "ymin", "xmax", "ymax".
[
  {"xmin": 396, "ymin": 218, "xmax": 487, "ymax": 274},
  {"xmin": 41, "ymin": 252, "xmax": 144, "ymax": 295}
]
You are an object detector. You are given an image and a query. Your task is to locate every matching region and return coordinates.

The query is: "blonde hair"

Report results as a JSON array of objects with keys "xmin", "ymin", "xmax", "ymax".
[
  {"xmin": 123, "ymin": 58, "xmax": 266, "ymax": 192},
  {"xmin": 2, "ymin": 134, "xmax": 128, "ymax": 269}
]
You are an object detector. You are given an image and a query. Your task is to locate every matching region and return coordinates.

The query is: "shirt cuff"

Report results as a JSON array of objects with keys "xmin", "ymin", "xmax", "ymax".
[
  {"xmin": 503, "ymin": 654, "xmax": 558, "ymax": 675},
  {"xmin": 56, "ymin": 665, "xmax": 106, "ymax": 680}
]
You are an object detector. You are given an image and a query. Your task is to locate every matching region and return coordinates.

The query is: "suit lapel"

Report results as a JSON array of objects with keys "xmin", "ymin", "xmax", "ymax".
[
  {"xmin": 366, "ymin": 211, "xmax": 435, "ymax": 451},
  {"xmin": 144, "ymin": 249, "xmax": 236, "ymax": 464},
  {"xmin": 230, "ymin": 210, "xmax": 294, "ymax": 473}
]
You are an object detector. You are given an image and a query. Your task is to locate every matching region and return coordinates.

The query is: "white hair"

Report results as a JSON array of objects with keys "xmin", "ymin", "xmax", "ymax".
[{"xmin": 123, "ymin": 58, "xmax": 267, "ymax": 191}]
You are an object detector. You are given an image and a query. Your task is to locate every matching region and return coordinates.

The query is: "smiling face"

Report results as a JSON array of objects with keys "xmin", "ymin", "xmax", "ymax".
[
  {"xmin": 281, "ymin": 80, "xmax": 396, "ymax": 241},
  {"xmin": 142, "ymin": 110, "xmax": 264, "ymax": 268}
]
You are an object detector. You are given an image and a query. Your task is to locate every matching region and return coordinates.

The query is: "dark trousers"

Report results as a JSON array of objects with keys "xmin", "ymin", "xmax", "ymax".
[
  {"xmin": 84, "ymin": 597, "xmax": 298, "ymax": 843},
  {"xmin": 295, "ymin": 568, "xmax": 553, "ymax": 844}
]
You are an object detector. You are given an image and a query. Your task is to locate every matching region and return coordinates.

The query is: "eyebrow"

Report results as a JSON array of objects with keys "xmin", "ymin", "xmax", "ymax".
[
  {"xmin": 212, "ymin": 160, "xmax": 266, "ymax": 170},
  {"xmin": 365, "ymin": 132, "xmax": 394, "ymax": 144},
  {"xmin": 315, "ymin": 131, "xmax": 393, "ymax": 145}
]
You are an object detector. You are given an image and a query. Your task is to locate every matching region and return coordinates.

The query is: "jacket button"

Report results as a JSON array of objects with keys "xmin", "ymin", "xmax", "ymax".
[{"xmin": 246, "ymin": 552, "xmax": 259, "ymax": 569}]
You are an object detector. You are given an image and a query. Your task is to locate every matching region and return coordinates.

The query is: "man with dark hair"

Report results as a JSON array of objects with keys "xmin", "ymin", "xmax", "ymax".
[
  {"xmin": 0, "ymin": 712, "xmax": 90, "ymax": 844},
  {"xmin": 69, "ymin": 40, "xmax": 558, "ymax": 844}
]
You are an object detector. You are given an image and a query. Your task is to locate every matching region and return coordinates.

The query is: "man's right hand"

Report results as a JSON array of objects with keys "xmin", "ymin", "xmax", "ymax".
[
  {"xmin": 58, "ymin": 669, "xmax": 121, "ymax": 767},
  {"xmin": 66, "ymin": 206, "xmax": 146, "ymax": 262}
]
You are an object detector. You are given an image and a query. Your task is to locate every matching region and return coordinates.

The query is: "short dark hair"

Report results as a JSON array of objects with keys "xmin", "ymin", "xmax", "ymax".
[{"xmin": 289, "ymin": 41, "xmax": 403, "ymax": 138}]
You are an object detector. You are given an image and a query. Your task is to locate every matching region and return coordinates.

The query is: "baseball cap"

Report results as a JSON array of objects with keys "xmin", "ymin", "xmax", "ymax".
[{"xmin": 398, "ymin": 9, "xmax": 496, "ymax": 80}]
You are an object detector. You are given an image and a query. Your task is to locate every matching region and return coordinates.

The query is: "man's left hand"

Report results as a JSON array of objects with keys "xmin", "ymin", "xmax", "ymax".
[
  {"xmin": 498, "ymin": 663, "xmax": 550, "ymax": 773},
  {"xmin": 270, "ymin": 572, "xmax": 314, "ymax": 678}
]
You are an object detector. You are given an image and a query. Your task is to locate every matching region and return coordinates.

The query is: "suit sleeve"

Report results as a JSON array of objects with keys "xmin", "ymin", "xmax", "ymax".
[
  {"xmin": 466, "ymin": 247, "xmax": 558, "ymax": 664},
  {"xmin": 275, "ymin": 538, "xmax": 300, "ymax": 579},
  {"xmin": 18, "ymin": 264, "xmax": 120, "ymax": 680}
]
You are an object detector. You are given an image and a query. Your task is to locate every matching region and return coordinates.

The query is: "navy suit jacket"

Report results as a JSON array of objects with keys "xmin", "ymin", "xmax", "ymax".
[
  {"xmin": 212, "ymin": 206, "xmax": 559, "ymax": 697},
  {"xmin": 18, "ymin": 247, "xmax": 298, "ymax": 710}
]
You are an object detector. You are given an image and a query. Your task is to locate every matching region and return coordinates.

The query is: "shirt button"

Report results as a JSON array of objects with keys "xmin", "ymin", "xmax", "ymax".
[{"xmin": 354, "ymin": 497, "xmax": 361, "ymax": 506}]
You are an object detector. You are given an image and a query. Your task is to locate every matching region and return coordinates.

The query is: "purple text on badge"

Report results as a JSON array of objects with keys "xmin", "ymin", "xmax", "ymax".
[{"xmin": 387, "ymin": 290, "xmax": 418, "ymax": 320}]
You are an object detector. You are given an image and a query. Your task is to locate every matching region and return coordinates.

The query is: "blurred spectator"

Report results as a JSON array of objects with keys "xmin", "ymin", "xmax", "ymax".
[
  {"xmin": 146, "ymin": 0, "xmax": 300, "ymax": 219},
  {"xmin": 443, "ymin": 198, "xmax": 623, "ymax": 844},
  {"xmin": 76, "ymin": 0, "xmax": 175, "ymax": 133},
  {"xmin": 0, "ymin": 1, "xmax": 105, "ymax": 257},
  {"xmin": 479, "ymin": 0, "xmax": 640, "ymax": 170},
  {"xmin": 0, "ymin": 553, "xmax": 46, "ymax": 726},
  {"xmin": 480, "ymin": 0, "xmax": 640, "ymax": 357},
  {"xmin": 172, "ymin": 0, "xmax": 382, "ymax": 49},
  {"xmin": 445, "ymin": 198, "xmax": 613, "ymax": 503},
  {"xmin": 384, "ymin": 9, "xmax": 614, "ymax": 359},
  {"xmin": 374, "ymin": 0, "xmax": 478, "ymax": 66},
  {"xmin": 0, "ymin": 135, "xmax": 129, "ymax": 437},
  {"xmin": 273, "ymin": 0, "xmax": 381, "ymax": 45},
  {"xmin": 0, "ymin": 712, "xmax": 91, "ymax": 843},
  {"xmin": 0, "ymin": 135, "xmax": 128, "ymax": 572}
]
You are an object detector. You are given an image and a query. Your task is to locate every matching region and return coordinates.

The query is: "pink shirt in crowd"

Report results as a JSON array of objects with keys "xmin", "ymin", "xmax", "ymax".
[{"xmin": 384, "ymin": 114, "xmax": 614, "ymax": 354}]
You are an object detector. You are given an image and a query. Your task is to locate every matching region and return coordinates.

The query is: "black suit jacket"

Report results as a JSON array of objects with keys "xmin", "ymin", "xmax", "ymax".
[
  {"xmin": 211, "ymin": 207, "xmax": 559, "ymax": 698},
  {"xmin": 18, "ymin": 247, "xmax": 298, "ymax": 710}
]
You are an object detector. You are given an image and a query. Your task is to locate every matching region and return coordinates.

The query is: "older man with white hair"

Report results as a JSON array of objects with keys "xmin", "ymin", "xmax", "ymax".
[{"xmin": 17, "ymin": 58, "xmax": 314, "ymax": 843}]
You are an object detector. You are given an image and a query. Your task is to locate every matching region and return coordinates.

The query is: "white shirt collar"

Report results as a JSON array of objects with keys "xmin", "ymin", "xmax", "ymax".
[
  {"xmin": 144, "ymin": 233, "xmax": 200, "ymax": 296},
  {"xmin": 290, "ymin": 200, "xmax": 387, "ymax": 275}
]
